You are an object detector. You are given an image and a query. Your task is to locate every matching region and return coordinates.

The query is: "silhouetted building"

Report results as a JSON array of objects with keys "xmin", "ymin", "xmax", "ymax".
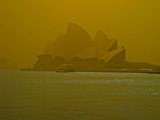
[
  {"xmin": 44, "ymin": 22, "xmax": 126, "ymax": 62},
  {"xmin": 34, "ymin": 22, "xmax": 128, "ymax": 71}
]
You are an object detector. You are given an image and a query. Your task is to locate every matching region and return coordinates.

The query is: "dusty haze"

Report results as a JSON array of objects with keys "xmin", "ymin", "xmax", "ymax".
[{"xmin": 0, "ymin": 0, "xmax": 160, "ymax": 67}]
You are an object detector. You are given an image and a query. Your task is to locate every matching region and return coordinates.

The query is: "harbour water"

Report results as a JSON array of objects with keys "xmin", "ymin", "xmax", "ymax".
[{"xmin": 0, "ymin": 71, "xmax": 160, "ymax": 120}]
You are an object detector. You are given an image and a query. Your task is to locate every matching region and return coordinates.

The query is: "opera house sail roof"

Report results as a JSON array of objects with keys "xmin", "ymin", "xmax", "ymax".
[
  {"xmin": 44, "ymin": 22, "xmax": 126, "ymax": 63},
  {"xmin": 65, "ymin": 22, "xmax": 93, "ymax": 60}
]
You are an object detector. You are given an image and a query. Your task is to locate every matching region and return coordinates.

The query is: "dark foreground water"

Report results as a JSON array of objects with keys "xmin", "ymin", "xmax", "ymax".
[{"xmin": 0, "ymin": 71, "xmax": 160, "ymax": 120}]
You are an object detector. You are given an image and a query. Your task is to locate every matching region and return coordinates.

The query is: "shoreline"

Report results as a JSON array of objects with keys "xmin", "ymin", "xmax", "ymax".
[{"xmin": 20, "ymin": 68, "xmax": 160, "ymax": 74}]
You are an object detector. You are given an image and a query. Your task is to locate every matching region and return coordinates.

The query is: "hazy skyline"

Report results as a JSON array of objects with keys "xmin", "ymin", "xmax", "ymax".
[{"xmin": 0, "ymin": 0, "xmax": 160, "ymax": 67}]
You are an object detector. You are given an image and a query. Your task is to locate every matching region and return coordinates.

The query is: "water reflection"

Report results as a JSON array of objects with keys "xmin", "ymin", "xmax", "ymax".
[{"xmin": 0, "ymin": 71, "xmax": 160, "ymax": 120}]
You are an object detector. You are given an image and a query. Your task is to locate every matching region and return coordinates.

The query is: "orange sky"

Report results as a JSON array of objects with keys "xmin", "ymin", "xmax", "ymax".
[{"xmin": 0, "ymin": 0, "xmax": 160, "ymax": 67}]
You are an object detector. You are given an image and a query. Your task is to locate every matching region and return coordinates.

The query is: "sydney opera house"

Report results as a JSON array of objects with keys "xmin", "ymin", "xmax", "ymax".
[
  {"xmin": 32, "ymin": 22, "xmax": 127, "ymax": 71},
  {"xmin": 29, "ymin": 22, "xmax": 158, "ymax": 72}
]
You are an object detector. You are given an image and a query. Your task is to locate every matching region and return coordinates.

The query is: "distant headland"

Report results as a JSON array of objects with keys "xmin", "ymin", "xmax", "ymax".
[
  {"xmin": 20, "ymin": 22, "xmax": 160, "ymax": 73},
  {"xmin": 0, "ymin": 58, "xmax": 17, "ymax": 70}
]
